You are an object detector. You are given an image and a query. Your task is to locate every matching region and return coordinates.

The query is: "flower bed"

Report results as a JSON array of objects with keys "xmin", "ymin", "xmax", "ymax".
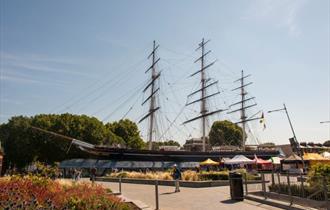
[{"xmin": 0, "ymin": 175, "xmax": 130, "ymax": 209}]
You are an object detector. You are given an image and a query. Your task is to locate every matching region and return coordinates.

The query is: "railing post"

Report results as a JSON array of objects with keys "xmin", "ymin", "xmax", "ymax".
[
  {"xmin": 277, "ymin": 172, "xmax": 280, "ymax": 184},
  {"xmin": 155, "ymin": 180, "xmax": 159, "ymax": 210},
  {"xmin": 261, "ymin": 173, "xmax": 266, "ymax": 199},
  {"xmin": 271, "ymin": 169, "xmax": 275, "ymax": 186},
  {"xmin": 287, "ymin": 172, "xmax": 292, "ymax": 205},
  {"xmin": 300, "ymin": 173, "xmax": 305, "ymax": 198},
  {"xmin": 323, "ymin": 176, "xmax": 328, "ymax": 201},
  {"xmin": 119, "ymin": 177, "xmax": 122, "ymax": 194},
  {"xmin": 244, "ymin": 173, "xmax": 248, "ymax": 195}
]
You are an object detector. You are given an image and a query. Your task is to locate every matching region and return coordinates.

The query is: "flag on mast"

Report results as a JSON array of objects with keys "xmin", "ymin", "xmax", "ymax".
[{"xmin": 259, "ymin": 112, "xmax": 266, "ymax": 130}]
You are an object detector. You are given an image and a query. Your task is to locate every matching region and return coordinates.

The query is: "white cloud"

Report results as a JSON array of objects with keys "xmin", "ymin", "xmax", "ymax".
[
  {"xmin": 0, "ymin": 52, "xmax": 91, "ymax": 77},
  {"xmin": 241, "ymin": 0, "xmax": 307, "ymax": 37},
  {"xmin": 0, "ymin": 70, "xmax": 68, "ymax": 87}
]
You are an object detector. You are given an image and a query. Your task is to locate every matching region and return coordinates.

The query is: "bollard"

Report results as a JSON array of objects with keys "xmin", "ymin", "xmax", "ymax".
[
  {"xmin": 261, "ymin": 173, "xmax": 266, "ymax": 199},
  {"xmin": 300, "ymin": 173, "xmax": 305, "ymax": 198},
  {"xmin": 119, "ymin": 177, "xmax": 122, "ymax": 194},
  {"xmin": 271, "ymin": 169, "xmax": 275, "ymax": 186},
  {"xmin": 244, "ymin": 173, "xmax": 248, "ymax": 195},
  {"xmin": 286, "ymin": 172, "xmax": 292, "ymax": 205},
  {"xmin": 155, "ymin": 180, "xmax": 159, "ymax": 210}
]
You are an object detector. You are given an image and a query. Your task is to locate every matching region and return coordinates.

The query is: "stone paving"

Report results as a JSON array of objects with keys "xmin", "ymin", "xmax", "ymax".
[{"xmin": 97, "ymin": 181, "xmax": 284, "ymax": 210}]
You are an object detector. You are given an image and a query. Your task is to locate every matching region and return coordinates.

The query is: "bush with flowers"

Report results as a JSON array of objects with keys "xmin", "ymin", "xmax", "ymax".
[{"xmin": 0, "ymin": 175, "xmax": 130, "ymax": 209}]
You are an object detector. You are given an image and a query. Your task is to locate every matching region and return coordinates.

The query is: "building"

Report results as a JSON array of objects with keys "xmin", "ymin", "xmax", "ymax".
[{"xmin": 183, "ymin": 138, "xmax": 210, "ymax": 151}]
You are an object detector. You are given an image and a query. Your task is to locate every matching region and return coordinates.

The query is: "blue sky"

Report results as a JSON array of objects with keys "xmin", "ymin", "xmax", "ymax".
[{"xmin": 1, "ymin": 0, "xmax": 329, "ymax": 145}]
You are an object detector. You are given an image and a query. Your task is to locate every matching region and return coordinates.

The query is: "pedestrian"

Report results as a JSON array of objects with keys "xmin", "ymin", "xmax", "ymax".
[
  {"xmin": 172, "ymin": 164, "xmax": 181, "ymax": 192},
  {"xmin": 90, "ymin": 167, "xmax": 97, "ymax": 184}
]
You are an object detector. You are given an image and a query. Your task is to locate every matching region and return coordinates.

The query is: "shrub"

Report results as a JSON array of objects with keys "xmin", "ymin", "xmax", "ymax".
[
  {"xmin": 307, "ymin": 163, "xmax": 330, "ymax": 187},
  {"xmin": 0, "ymin": 175, "xmax": 129, "ymax": 209},
  {"xmin": 182, "ymin": 170, "xmax": 199, "ymax": 181},
  {"xmin": 198, "ymin": 171, "xmax": 229, "ymax": 181},
  {"xmin": 269, "ymin": 183, "xmax": 329, "ymax": 201}
]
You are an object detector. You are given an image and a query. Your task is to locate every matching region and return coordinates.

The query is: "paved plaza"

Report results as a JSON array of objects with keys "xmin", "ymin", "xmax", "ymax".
[{"xmin": 97, "ymin": 181, "xmax": 283, "ymax": 210}]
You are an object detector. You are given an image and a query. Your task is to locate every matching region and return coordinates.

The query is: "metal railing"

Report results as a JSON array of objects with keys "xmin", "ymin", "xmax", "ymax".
[
  {"xmin": 117, "ymin": 177, "xmax": 160, "ymax": 210},
  {"xmin": 244, "ymin": 171, "xmax": 329, "ymax": 205}
]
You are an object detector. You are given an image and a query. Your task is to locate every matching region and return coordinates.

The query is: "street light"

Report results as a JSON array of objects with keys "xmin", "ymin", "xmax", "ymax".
[
  {"xmin": 320, "ymin": 121, "xmax": 330, "ymax": 124},
  {"xmin": 268, "ymin": 103, "xmax": 306, "ymax": 172}
]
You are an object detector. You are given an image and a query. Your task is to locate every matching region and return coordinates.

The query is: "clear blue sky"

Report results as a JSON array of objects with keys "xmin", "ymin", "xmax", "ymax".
[{"xmin": 1, "ymin": 0, "xmax": 329, "ymax": 145}]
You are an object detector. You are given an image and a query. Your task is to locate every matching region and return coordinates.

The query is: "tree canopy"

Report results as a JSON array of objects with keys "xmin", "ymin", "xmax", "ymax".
[
  {"xmin": 208, "ymin": 120, "xmax": 243, "ymax": 147},
  {"xmin": 0, "ymin": 114, "xmax": 145, "ymax": 169},
  {"xmin": 105, "ymin": 119, "xmax": 145, "ymax": 149},
  {"xmin": 151, "ymin": 140, "xmax": 181, "ymax": 150},
  {"xmin": 323, "ymin": 140, "xmax": 330, "ymax": 147}
]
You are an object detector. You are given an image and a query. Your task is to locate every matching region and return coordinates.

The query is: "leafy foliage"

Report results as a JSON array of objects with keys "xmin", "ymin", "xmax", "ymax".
[
  {"xmin": 0, "ymin": 114, "xmax": 145, "ymax": 169},
  {"xmin": 209, "ymin": 120, "xmax": 243, "ymax": 147},
  {"xmin": 323, "ymin": 140, "xmax": 330, "ymax": 147},
  {"xmin": 151, "ymin": 140, "xmax": 181, "ymax": 150},
  {"xmin": 106, "ymin": 119, "xmax": 145, "ymax": 149},
  {"xmin": 307, "ymin": 163, "xmax": 330, "ymax": 187}
]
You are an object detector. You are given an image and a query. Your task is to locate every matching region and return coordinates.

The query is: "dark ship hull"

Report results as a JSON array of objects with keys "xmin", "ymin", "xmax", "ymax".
[{"xmin": 81, "ymin": 146, "xmax": 279, "ymax": 162}]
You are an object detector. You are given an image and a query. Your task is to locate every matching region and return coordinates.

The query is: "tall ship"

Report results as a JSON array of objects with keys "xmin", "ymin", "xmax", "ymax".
[{"xmin": 32, "ymin": 39, "xmax": 279, "ymax": 162}]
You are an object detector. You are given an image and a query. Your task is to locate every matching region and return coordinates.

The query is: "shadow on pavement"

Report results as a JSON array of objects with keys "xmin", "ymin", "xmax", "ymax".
[
  {"xmin": 161, "ymin": 191, "xmax": 178, "ymax": 195},
  {"xmin": 220, "ymin": 199, "xmax": 240, "ymax": 204}
]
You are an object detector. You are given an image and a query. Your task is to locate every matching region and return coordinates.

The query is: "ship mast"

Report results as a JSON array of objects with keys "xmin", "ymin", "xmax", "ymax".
[
  {"xmin": 228, "ymin": 70, "xmax": 261, "ymax": 151},
  {"xmin": 184, "ymin": 38, "xmax": 225, "ymax": 152},
  {"xmin": 139, "ymin": 40, "xmax": 160, "ymax": 150}
]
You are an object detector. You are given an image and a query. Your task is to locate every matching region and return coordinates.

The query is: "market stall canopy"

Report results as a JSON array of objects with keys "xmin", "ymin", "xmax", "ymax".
[
  {"xmin": 199, "ymin": 158, "xmax": 219, "ymax": 166},
  {"xmin": 253, "ymin": 155, "xmax": 272, "ymax": 164},
  {"xmin": 269, "ymin": 157, "xmax": 282, "ymax": 164},
  {"xmin": 321, "ymin": 151, "xmax": 330, "ymax": 159},
  {"xmin": 224, "ymin": 155, "xmax": 254, "ymax": 165},
  {"xmin": 303, "ymin": 153, "xmax": 328, "ymax": 160},
  {"xmin": 284, "ymin": 154, "xmax": 302, "ymax": 161}
]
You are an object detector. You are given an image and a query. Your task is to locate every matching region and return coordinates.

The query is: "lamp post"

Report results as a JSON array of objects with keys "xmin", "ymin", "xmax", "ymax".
[
  {"xmin": 320, "ymin": 121, "xmax": 330, "ymax": 124},
  {"xmin": 268, "ymin": 103, "xmax": 306, "ymax": 172}
]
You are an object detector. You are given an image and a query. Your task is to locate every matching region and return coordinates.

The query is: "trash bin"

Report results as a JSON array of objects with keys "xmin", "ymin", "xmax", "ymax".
[{"xmin": 229, "ymin": 172, "xmax": 244, "ymax": 201}]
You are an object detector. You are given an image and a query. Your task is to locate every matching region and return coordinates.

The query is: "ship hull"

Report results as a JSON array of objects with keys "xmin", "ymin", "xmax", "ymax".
[{"xmin": 81, "ymin": 147, "xmax": 279, "ymax": 162}]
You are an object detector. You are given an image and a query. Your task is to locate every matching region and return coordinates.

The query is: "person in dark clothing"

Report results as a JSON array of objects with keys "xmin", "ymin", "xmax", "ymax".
[
  {"xmin": 172, "ymin": 164, "xmax": 181, "ymax": 192},
  {"xmin": 90, "ymin": 167, "xmax": 97, "ymax": 184}
]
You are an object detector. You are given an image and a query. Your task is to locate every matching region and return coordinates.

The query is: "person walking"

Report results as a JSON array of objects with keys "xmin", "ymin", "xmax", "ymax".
[
  {"xmin": 172, "ymin": 164, "xmax": 181, "ymax": 192},
  {"xmin": 90, "ymin": 167, "xmax": 97, "ymax": 184}
]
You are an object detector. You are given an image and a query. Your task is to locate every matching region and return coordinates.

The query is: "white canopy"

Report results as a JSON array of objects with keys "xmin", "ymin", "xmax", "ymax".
[
  {"xmin": 321, "ymin": 151, "xmax": 330, "ymax": 159},
  {"xmin": 224, "ymin": 155, "xmax": 255, "ymax": 165},
  {"xmin": 269, "ymin": 157, "xmax": 282, "ymax": 164}
]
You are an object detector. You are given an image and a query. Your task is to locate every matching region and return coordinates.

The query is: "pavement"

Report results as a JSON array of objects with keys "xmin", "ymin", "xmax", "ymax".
[{"xmin": 97, "ymin": 181, "xmax": 285, "ymax": 210}]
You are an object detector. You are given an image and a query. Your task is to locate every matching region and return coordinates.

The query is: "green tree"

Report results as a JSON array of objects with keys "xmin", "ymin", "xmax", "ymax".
[
  {"xmin": 209, "ymin": 120, "xmax": 243, "ymax": 147},
  {"xmin": 106, "ymin": 119, "xmax": 145, "ymax": 149},
  {"xmin": 0, "ymin": 114, "xmax": 146, "ymax": 169},
  {"xmin": 323, "ymin": 140, "xmax": 330, "ymax": 147},
  {"xmin": 151, "ymin": 140, "xmax": 181, "ymax": 150}
]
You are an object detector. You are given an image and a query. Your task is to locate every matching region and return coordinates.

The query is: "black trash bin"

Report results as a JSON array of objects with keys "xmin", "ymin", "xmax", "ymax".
[{"xmin": 229, "ymin": 172, "xmax": 244, "ymax": 201}]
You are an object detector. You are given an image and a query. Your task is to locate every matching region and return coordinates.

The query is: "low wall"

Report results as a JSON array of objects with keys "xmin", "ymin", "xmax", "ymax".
[{"xmin": 96, "ymin": 177, "xmax": 267, "ymax": 188}]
